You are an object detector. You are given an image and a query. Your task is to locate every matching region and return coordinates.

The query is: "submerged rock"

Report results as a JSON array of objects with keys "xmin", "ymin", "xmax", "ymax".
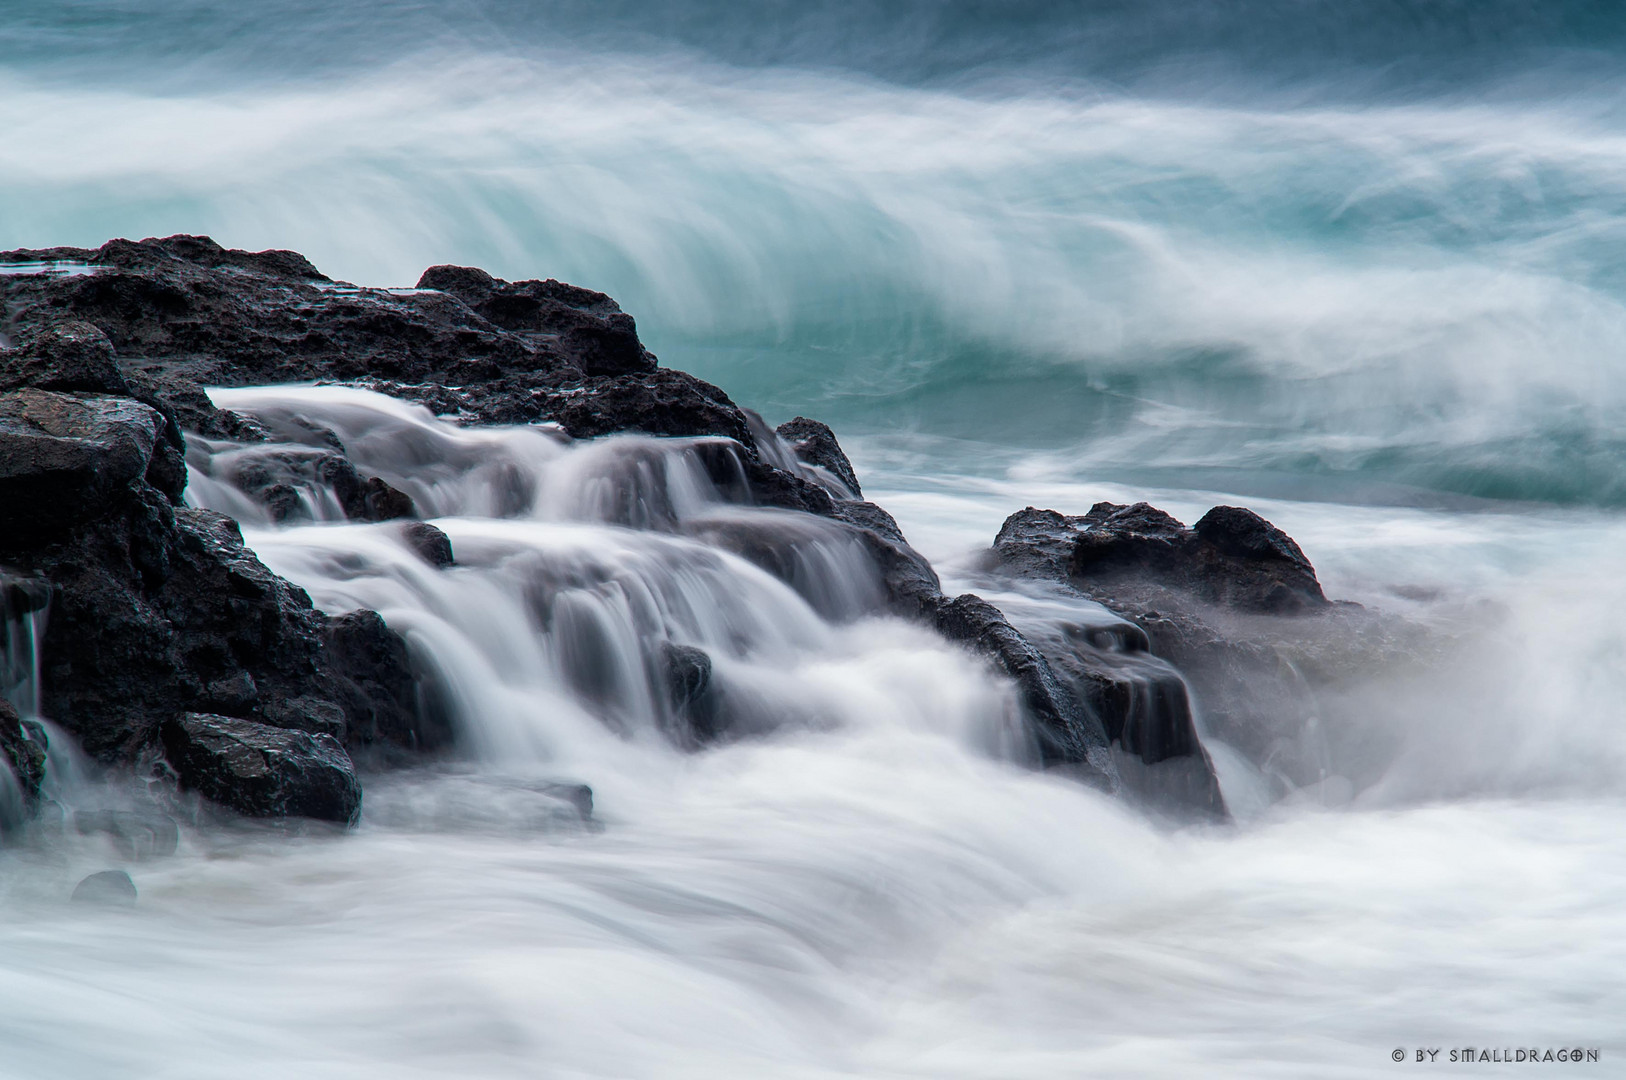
[
  {"xmin": 161, "ymin": 712, "xmax": 362, "ymax": 824},
  {"xmin": 71, "ymin": 869, "xmax": 138, "ymax": 907},
  {"xmin": 400, "ymin": 521, "xmax": 454, "ymax": 567}
]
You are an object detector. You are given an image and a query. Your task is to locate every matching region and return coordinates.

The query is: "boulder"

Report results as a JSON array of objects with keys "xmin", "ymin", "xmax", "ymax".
[
  {"xmin": 0, "ymin": 390, "xmax": 163, "ymax": 540},
  {"xmin": 1, "ymin": 320, "xmax": 131, "ymax": 396},
  {"xmin": 1064, "ymin": 501, "xmax": 1329, "ymax": 614},
  {"xmin": 417, "ymin": 265, "xmax": 656, "ymax": 377},
  {"xmin": 400, "ymin": 521, "xmax": 454, "ymax": 567},
  {"xmin": 161, "ymin": 712, "xmax": 362, "ymax": 823}
]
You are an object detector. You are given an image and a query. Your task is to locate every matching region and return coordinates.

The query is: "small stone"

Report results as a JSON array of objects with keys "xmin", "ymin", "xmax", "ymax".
[{"xmin": 71, "ymin": 869, "xmax": 137, "ymax": 907}]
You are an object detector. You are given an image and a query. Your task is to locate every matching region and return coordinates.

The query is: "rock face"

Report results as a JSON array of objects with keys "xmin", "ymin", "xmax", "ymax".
[{"xmin": 161, "ymin": 712, "xmax": 362, "ymax": 824}]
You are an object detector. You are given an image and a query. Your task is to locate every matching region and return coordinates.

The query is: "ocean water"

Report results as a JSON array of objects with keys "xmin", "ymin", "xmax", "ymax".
[{"xmin": 2, "ymin": 3, "xmax": 1624, "ymax": 1076}]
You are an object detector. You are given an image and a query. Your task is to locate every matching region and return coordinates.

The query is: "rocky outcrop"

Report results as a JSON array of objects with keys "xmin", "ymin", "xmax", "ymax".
[
  {"xmin": 161, "ymin": 712, "xmax": 362, "ymax": 824},
  {"xmin": 1004, "ymin": 501, "xmax": 1329, "ymax": 615},
  {"xmin": 776, "ymin": 416, "xmax": 862, "ymax": 498},
  {"xmin": 0, "ymin": 235, "xmax": 1236, "ymax": 819},
  {"xmin": 988, "ymin": 500, "xmax": 1421, "ymax": 799}
]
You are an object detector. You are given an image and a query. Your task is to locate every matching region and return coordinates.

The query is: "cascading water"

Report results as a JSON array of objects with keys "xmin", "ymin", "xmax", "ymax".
[{"xmin": 186, "ymin": 385, "xmax": 1029, "ymax": 772}]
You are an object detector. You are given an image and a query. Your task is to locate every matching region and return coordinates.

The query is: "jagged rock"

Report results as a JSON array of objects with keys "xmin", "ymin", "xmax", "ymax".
[
  {"xmin": 400, "ymin": 521, "xmax": 454, "ymax": 567},
  {"xmin": 931, "ymin": 593, "xmax": 1117, "ymax": 786},
  {"xmin": 161, "ymin": 712, "xmax": 362, "ymax": 823},
  {"xmin": 0, "ymin": 390, "xmax": 163, "ymax": 541},
  {"xmin": 322, "ymin": 610, "xmax": 452, "ymax": 756},
  {"xmin": 1063, "ymin": 501, "xmax": 1329, "ymax": 614},
  {"xmin": 775, "ymin": 416, "xmax": 862, "ymax": 498},
  {"xmin": 71, "ymin": 870, "xmax": 138, "ymax": 906},
  {"xmin": 417, "ymin": 264, "xmax": 656, "ymax": 377}
]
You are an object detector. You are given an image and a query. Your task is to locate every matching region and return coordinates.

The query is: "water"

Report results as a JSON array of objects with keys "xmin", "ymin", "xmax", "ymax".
[{"xmin": 3, "ymin": 2, "xmax": 1625, "ymax": 1075}]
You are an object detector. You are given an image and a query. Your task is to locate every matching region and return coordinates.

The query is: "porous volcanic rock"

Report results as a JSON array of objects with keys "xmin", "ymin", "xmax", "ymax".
[{"xmin": 161, "ymin": 711, "xmax": 362, "ymax": 823}]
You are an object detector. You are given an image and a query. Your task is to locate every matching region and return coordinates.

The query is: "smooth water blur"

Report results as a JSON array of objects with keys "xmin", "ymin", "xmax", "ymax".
[
  {"xmin": 8, "ymin": 4, "xmax": 1626, "ymax": 502},
  {"xmin": 4, "ymin": 3, "xmax": 1625, "ymax": 1076}
]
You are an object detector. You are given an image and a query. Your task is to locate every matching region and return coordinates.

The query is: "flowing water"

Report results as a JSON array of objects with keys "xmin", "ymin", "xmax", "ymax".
[{"xmin": 2, "ymin": 2, "xmax": 1625, "ymax": 1076}]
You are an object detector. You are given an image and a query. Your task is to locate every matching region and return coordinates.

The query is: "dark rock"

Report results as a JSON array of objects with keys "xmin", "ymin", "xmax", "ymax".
[
  {"xmin": 400, "ymin": 521, "xmax": 454, "ymax": 567},
  {"xmin": 71, "ymin": 869, "xmax": 138, "ymax": 906},
  {"xmin": 930, "ymin": 593, "xmax": 1117, "ymax": 787},
  {"xmin": 0, "ymin": 699, "xmax": 47, "ymax": 810},
  {"xmin": 1191, "ymin": 505, "xmax": 1326, "ymax": 612},
  {"xmin": 658, "ymin": 641, "xmax": 726, "ymax": 745},
  {"xmin": 1, "ymin": 320, "xmax": 131, "ymax": 395},
  {"xmin": 1063, "ymin": 501, "xmax": 1329, "ymax": 615},
  {"xmin": 661, "ymin": 642, "xmax": 712, "ymax": 708},
  {"xmin": 161, "ymin": 712, "xmax": 361, "ymax": 823},
  {"xmin": 322, "ymin": 610, "xmax": 452, "ymax": 756},
  {"xmin": 776, "ymin": 417, "xmax": 862, "ymax": 498},
  {"xmin": 417, "ymin": 264, "xmax": 656, "ymax": 376},
  {"xmin": 0, "ymin": 390, "xmax": 163, "ymax": 541}
]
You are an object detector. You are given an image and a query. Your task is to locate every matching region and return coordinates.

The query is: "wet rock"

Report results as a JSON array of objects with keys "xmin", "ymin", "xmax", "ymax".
[
  {"xmin": 71, "ymin": 869, "xmax": 138, "ymax": 907},
  {"xmin": 661, "ymin": 642, "xmax": 712, "ymax": 708},
  {"xmin": 1063, "ymin": 501, "xmax": 1329, "ymax": 614},
  {"xmin": 0, "ymin": 390, "xmax": 163, "ymax": 541},
  {"xmin": 775, "ymin": 416, "xmax": 862, "ymax": 498},
  {"xmin": 931, "ymin": 593, "xmax": 1117, "ymax": 788},
  {"xmin": 161, "ymin": 711, "xmax": 362, "ymax": 823},
  {"xmin": 1, "ymin": 320, "xmax": 131, "ymax": 396},
  {"xmin": 0, "ymin": 700, "xmax": 47, "ymax": 809},
  {"xmin": 322, "ymin": 609, "xmax": 451, "ymax": 756},
  {"xmin": 400, "ymin": 521, "xmax": 454, "ymax": 567},
  {"xmin": 417, "ymin": 264, "xmax": 656, "ymax": 377}
]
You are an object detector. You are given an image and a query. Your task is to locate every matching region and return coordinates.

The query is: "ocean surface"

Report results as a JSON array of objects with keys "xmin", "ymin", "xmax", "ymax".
[{"xmin": 2, "ymin": 3, "xmax": 1624, "ymax": 1076}]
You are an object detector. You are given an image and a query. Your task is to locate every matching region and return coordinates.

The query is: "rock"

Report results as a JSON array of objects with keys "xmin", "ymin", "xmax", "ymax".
[
  {"xmin": 1064, "ymin": 501, "xmax": 1329, "ymax": 614},
  {"xmin": 0, "ymin": 390, "xmax": 163, "ymax": 541},
  {"xmin": 161, "ymin": 712, "xmax": 362, "ymax": 823},
  {"xmin": 1191, "ymin": 505, "xmax": 1326, "ymax": 612},
  {"xmin": 661, "ymin": 642, "xmax": 712, "ymax": 707},
  {"xmin": 0, "ymin": 699, "xmax": 47, "ymax": 810},
  {"xmin": 417, "ymin": 264, "xmax": 656, "ymax": 377},
  {"xmin": 775, "ymin": 416, "xmax": 862, "ymax": 498},
  {"xmin": 400, "ymin": 521, "xmax": 454, "ymax": 567},
  {"xmin": 322, "ymin": 610, "xmax": 452, "ymax": 756},
  {"xmin": 931, "ymin": 593, "xmax": 1117, "ymax": 787},
  {"xmin": 73, "ymin": 809, "xmax": 180, "ymax": 859},
  {"xmin": 658, "ymin": 641, "xmax": 724, "ymax": 746},
  {"xmin": 1, "ymin": 320, "xmax": 131, "ymax": 395},
  {"xmin": 989, "ymin": 501, "xmax": 1420, "ymax": 796},
  {"xmin": 71, "ymin": 870, "xmax": 138, "ymax": 907}
]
